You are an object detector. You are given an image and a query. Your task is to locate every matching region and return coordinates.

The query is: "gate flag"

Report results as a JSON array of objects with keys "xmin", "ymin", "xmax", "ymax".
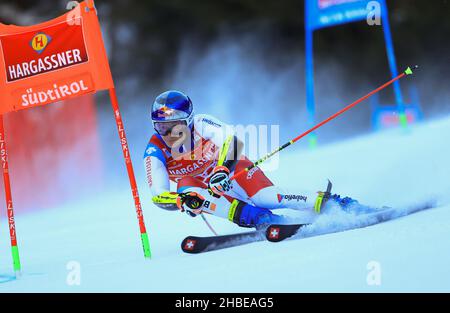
[
  {"xmin": 305, "ymin": 0, "xmax": 407, "ymax": 147},
  {"xmin": 306, "ymin": 0, "xmax": 375, "ymax": 31},
  {"xmin": 0, "ymin": 0, "xmax": 151, "ymax": 277},
  {"xmin": 0, "ymin": 0, "xmax": 114, "ymax": 113}
]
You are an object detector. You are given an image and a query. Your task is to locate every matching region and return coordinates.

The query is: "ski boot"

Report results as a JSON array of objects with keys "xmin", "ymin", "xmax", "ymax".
[
  {"xmin": 229, "ymin": 200, "xmax": 287, "ymax": 230},
  {"xmin": 314, "ymin": 180, "xmax": 375, "ymax": 214}
]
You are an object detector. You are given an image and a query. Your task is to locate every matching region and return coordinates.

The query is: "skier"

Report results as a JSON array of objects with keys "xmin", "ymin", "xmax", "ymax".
[{"xmin": 143, "ymin": 90, "xmax": 360, "ymax": 229}]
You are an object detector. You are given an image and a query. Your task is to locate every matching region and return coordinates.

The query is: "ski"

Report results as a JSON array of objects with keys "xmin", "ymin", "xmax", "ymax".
[
  {"xmin": 181, "ymin": 201, "xmax": 436, "ymax": 254},
  {"xmin": 181, "ymin": 223, "xmax": 310, "ymax": 254},
  {"xmin": 181, "ymin": 230, "xmax": 266, "ymax": 254},
  {"xmin": 287, "ymin": 200, "xmax": 436, "ymax": 241},
  {"xmin": 261, "ymin": 205, "xmax": 408, "ymax": 244}
]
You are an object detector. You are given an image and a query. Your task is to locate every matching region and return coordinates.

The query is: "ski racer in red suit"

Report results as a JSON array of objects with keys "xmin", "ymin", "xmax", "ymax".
[{"xmin": 144, "ymin": 90, "xmax": 361, "ymax": 229}]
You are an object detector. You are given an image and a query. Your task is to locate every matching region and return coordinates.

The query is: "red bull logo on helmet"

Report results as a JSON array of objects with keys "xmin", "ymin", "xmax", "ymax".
[
  {"xmin": 155, "ymin": 105, "xmax": 189, "ymax": 120},
  {"xmin": 156, "ymin": 105, "xmax": 175, "ymax": 118}
]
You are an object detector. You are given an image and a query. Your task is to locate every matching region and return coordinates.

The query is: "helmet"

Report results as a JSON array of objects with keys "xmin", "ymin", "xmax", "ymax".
[{"xmin": 151, "ymin": 90, "xmax": 194, "ymax": 136}]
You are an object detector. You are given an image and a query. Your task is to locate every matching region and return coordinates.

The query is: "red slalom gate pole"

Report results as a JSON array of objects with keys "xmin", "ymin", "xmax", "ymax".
[
  {"xmin": 230, "ymin": 66, "xmax": 417, "ymax": 182},
  {"xmin": 0, "ymin": 115, "xmax": 21, "ymax": 277},
  {"xmin": 109, "ymin": 89, "xmax": 151, "ymax": 258}
]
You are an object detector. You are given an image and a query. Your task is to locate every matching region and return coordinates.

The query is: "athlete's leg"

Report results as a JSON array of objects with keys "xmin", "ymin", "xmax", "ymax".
[
  {"xmin": 250, "ymin": 186, "xmax": 318, "ymax": 210},
  {"xmin": 229, "ymin": 157, "xmax": 274, "ymax": 202},
  {"xmin": 230, "ymin": 157, "xmax": 316, "ymax": 211}
]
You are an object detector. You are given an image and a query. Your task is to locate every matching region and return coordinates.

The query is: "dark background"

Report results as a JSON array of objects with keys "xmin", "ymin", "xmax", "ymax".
[
  {"xmin": 1, "ymin": 0, "xmax": 449, "ymax": 174},
  {"xmin": 2, "ymin": 0, "xmax": 448, "ymax": 92}
]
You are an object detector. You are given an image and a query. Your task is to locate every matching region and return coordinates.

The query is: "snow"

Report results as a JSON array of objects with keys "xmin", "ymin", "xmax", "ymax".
[{"xmin": 1, "ymin": 115, "xmax": 450, "ymax": 292}]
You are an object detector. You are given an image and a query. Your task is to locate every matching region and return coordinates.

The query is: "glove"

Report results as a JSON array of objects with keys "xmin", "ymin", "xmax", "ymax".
[
  {"xmin": 208, "ymin": 166, "xmax": 232, "ymax": 196},
  {"xmin": 152, "ymin": 191, "xmax": 180, "ymax": 211},
  {"xmin": 177, "ymin": 192, "xmax": 205, "ymax": 217}
]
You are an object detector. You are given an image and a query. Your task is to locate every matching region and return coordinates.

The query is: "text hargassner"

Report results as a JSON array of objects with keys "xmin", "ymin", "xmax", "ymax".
[{"xmin": 8, "ymin": 49, "xmax": 83, "ymax": 81}]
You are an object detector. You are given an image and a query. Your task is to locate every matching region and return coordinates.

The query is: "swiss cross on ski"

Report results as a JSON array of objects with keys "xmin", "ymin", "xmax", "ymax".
[
  {"xmin": 268, "ymin": 227, "xmax": 280, "ymax": 240},
  {"xmin": 184, "ymin": 239, "xmax": 196, "ymax": 251}
]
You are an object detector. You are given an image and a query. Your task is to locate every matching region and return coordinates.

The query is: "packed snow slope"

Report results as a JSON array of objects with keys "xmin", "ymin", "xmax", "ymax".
[{"xmin": 1, "ymin": 115, "xmax": 450, "ymax": 292}]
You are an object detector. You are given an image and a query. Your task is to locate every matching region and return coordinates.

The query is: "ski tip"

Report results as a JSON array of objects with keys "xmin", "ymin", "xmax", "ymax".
[{"xmin": 181, "ymin": 236, "xmax": 201, "ymax": 254}]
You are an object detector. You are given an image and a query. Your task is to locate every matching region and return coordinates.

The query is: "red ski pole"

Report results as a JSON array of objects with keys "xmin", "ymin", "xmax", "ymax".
[{"xmin": 230, "ymin": 66, "xmax": 418, "ymax": 182}]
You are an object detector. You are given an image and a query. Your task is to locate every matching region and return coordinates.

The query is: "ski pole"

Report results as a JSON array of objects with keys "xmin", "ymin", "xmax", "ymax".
[
  {"xmin": 230, "ymin": 66, "xmax": 418, "ymax": 182},
  {"xmin": 201, "ymin": 213, "xmax": 218, "ymax": 236}
]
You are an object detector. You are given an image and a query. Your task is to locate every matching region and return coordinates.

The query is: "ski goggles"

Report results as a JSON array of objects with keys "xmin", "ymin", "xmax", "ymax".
[{"xmin": 153, "ymin": 120, "xmax": 188, "ymax": 136}]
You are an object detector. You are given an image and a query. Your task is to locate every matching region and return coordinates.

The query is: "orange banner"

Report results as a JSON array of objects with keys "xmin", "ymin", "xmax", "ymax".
[{"xmin": 0, "ymin": 0, "xmax": 113, "ymax": 114}]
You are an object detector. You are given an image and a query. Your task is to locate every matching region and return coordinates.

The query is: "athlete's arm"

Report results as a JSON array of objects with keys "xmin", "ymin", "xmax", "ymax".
[
  {"xmin": 195, "ymin": 114, "xmax": 244, "ymax": 172},
  {"xmin": 195, "ymin": 114, "xmax": 245, "ymax": 195},
  {"xmin": 143, "ymin": 144, "xmax": 179, "ymax": 211},
  {"xmin": 208, "ymin": 135, "xmax": 244, "ymax": 195},
  {"xmin": 216, "ymin": 134, "xmax": 244, "ymax": 172}
]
